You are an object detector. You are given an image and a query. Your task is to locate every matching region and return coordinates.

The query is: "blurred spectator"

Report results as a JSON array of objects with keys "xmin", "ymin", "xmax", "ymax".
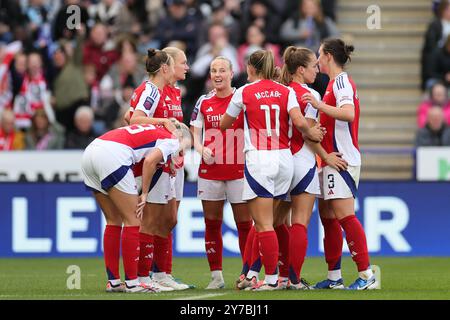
[
  {"xmin": 104, "ymin": 37, "xmax": 146, "ymax": 91},
  {"xmin": 155, "ymin": 0, "xmax": 202, "ymax": 62},
  {"xmin": 416, "ymin": 106, "xmax": 450, "ymax": 146},
  {"xmin": 25, "ymin": 108, "xmax": 65, "ymax": 149},
  {"xmin": 115, "ymin": 0, "xmax": 156, "ymax": 36},
  {"xmin": 280, "ymin": 0, "xmax": 339, "ymax": 51},
  {"xmin": 65, "ymin": 106, "xmax": 96, "ymax": 149},
  {"xmin": 13, "ymin": 52, "xmax": 48, "ymax": 129},
  {"xmin": 25, "ymin": 0, "xmax": 52, "ymax": 49},
  {"xmin": 321, "ymin": 0, "xmax": 337, "ymax": 21},
  {"xmin": 240, "ymin": 0, "xmax": 282, "ymax": 45},
  {"xmin": 188, "ymin": 23, "xmax": 239, "ymax": 102},
  {"xmin": 98, "ymin": 75, "xmax": 135, "ymax": 130},
  {"xmin": 191, "ymin": 23, "xmax": 239, "ymax": 78},
  {"xmin": 82, "ymin": 23, "xmax": 120, "ymax": 82},
  {"xmin": 0, "ymin": 41, "xmax": 22, "ymax": 112},
  {"xmin": 428, "ymin": 34, "xmax": 450, "ymax": 88},
  {"xmin": 84, "ymin": 64, "xmax": 100, "ymax": 111},
  {"xmin": 0, "ymin": 0, "xmax": 27, "ymax": 44},
  {"xmin": 88, "ymin": 0, "xmax": 123, "ymax": 28},
  {"xmin": 421, "ymin": 0, "xmax": 450, "ymax": 90},
  {"xmin": 237, "ymin": 24, "xmax": 282, "ymax": 72},
  {"xmin": 10, "ymin": 52, "xmax": 27, "ymax": 97},
  {"xmin": 417, "ymin": 82, "xmax": 450, "ymax": 128},
  {"xmin": 52, "ymin": 0, "xmax": 89, "ymax": 41},
  {"xmin": 0, "ymin": 109, "xmax": 25, "ymax": 150},
  {"xmin": 199, "ymin": 0, "xmax": 241, "ymax": 46},
  {"xmin": 52, "ymin": 27, "xmax": 89, "ymax": 132}
]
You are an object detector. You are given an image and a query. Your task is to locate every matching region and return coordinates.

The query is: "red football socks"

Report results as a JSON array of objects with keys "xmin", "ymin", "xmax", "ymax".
[
  {"xmin": 165, "ymin": 232, "xmax": 173, "ymax": 274},
  {"xmin": 205, "ymin": 219, "xmax": 223, "ymax": 271},
  {"xmin": 103, "ymin": 225, "xmax": 122, "ymax": 280},
  {"xmin": 121, "ymin": 226, "xmax": 140, "ymax": 280},
  {"xmin": 339, "ymin": 215, "xmax": 370, "ymax": 272},
  {"xmin": 236, "ymin": 220, "xmax": 253, "ymax": 261},
  {"xmin": 137, "ymin": 232, "xmax": 154, "ymax": 277},
  {"xmin": 258, "ymin": 230, "xmax": 279, "ymax": 275},
  {"xmin": 288, "ymin": 223, "xmax": 308, "ymax": 284},
  {"xmin": 153, "ymin": 235, "xmax": 170, "ymax": 273},
  {"xmin": 275, "ymin": 224, "xmax": 290, "ymax": 278},
  {"xmin": 320, "ymin": 217, "xmax": 343, "ymax": 271},
  {"xmin": 241, "ymin": 226, "xmax": 256, "ymax": 275}
]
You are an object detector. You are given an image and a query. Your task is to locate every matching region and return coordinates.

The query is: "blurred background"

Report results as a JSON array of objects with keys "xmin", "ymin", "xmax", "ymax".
[{"xmin": 0, "ymin": 0, "xmax": 449, "ymax": 259}]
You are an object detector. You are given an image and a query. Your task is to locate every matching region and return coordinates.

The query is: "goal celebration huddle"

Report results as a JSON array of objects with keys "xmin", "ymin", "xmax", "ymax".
[{"xmin": 81, "ymin": 38, "xmax": 380, "ymax": 293}]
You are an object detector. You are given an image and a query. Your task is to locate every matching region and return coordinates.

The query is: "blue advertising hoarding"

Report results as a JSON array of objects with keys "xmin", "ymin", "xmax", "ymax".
[{"xmin": 0, "ymin": 182, "xmax": 449, "ymax": 257}]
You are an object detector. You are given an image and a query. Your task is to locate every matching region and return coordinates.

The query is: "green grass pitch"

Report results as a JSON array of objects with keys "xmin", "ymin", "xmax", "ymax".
[{"xmin": 0, "ymin": 257, "xmax": 449, "ymax": 300}]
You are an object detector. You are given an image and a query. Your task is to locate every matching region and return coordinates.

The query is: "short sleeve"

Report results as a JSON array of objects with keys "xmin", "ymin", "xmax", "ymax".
[
  {"xmin": 155, "ymin": 138, "xmax": 180, "ymax": 162},
  {"xmin": 333, "ymin": 74, "xmax": 355, "ymax": 108},
  {"xmin": 304, "ymin": 89, "xmax": 320, "ymax": 120},
  {"xmin": 287, "ymin": 87, "xmax": 300, "ymax": 112},
  {"xmin": 190, "ymin": 95, "xmax": 205, "ymax": 128},
  {"xmin": 135, "ymin": 84, "xmax": 161, "ymax": 117},
  {"xmin": 226, "ymin": 86, "xmax": 244, "ymax": 118}
]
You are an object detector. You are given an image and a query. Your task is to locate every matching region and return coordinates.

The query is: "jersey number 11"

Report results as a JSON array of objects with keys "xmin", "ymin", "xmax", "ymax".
[{"xmin": 260, "ymin": 104, "xmax": 280, "ymax": 137}]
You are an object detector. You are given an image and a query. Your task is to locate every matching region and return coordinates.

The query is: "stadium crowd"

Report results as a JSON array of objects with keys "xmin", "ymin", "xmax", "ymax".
[
  {"xmin": 418, "ymin": 0, "xmax": 450, "ymax": 146},
  {"xmin": 0, "ymin": 0, "xmax": 338, "ymax": 151}
]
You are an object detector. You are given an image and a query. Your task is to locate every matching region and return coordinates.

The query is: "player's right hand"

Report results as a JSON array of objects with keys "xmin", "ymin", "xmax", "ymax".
[
  {"xmin": 162, "ymin": 118, "xmax": 177, "ymax": 133},
  {"xmin": 324, "ymin": 152, "xmax": 348, "ymax": 171},
  {"xmin": 136, "ymin": 193, "xmax": 147, "ymax": 219},
  {"xmin": 306, "ymin": 123, "xmax": 325, "ymax": 143},
  {"xmin": 202, "ymin": 147, "xmax": 214, "ymax": 164}
]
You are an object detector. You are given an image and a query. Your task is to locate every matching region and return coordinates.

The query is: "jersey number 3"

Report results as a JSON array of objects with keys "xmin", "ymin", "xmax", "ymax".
[{"xmin": 260, "ymin": 104, "xmax": 280, "ymax": 137}]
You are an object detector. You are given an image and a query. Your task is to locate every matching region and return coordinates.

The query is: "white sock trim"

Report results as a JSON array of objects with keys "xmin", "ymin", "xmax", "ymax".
[
  {"xmin": 328, "ymin": 269, "xmax": 342, "ymax": 281},
  {"xmin": 211, "ymin": 270, "xmax": 223, "ymax": 279},
  {"xmin": 153, "ymin": 272, "xmax": 166, "ymax": 280},
  {"xmin": 247, "ymin": 270, "xmax": 259, "ymax": 280},
  {"xmin": 265, "ymin": 274, "xmax": 278, "ymax": 285}
]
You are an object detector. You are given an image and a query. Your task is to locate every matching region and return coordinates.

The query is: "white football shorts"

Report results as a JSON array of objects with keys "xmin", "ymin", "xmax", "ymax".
[
  {"xmin": 242, "ymin": 149, "xmax": 294, "ymax": 201},
  {"xmin": 197, "ymin": 177, "xmax": 245, "ymax": 203}
]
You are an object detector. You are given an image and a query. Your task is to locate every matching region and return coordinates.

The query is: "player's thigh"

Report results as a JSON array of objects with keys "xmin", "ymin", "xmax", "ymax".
[
  {"xmin": 107, "ymin": 186, "xmax": 140, "ymax": 226},
  {"xmin": 93, "ymin": 191, "xmax": 122, "ymax": 225},
  {"xmin": 230, "ymin": 202, "xmax": 251, "ymax": 223},
  {"xmin": 248, "ymin": 197, "xmax": 274, "ymax": 232},
  {"xmin": 329, "ymin": 198, "xmax": 355, "ymax": 220},
  {"xmin": 273, "ymin": 200, "xmax": 291, "ymax": 227},
  {"xmin": 202, "ymin": 200, "xmax": 225, "ymax": 221},
  {"xmin": 318, "ymin": 198, "xmax": 335, "ymax": 219},
  {"xmin": 141, "ymin": 202, "xmax": 166, "ymax": 235},
  {"xmin": 291, "ymin": 192, "xmax": 316, "ymax": 227}
]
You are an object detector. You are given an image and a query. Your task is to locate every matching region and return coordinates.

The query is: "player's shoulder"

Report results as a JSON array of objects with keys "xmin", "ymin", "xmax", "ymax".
[
  {"xmin": 334, "ymin": 72, "xmax": 352, "ymax": 90},
  {"xmin": 306, "ymin": 86, "xmax": 322, "ymax": 101}
]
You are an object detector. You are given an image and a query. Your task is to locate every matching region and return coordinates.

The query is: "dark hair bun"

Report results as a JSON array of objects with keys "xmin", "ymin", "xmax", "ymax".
[
  {"xmin": 344, "ymin": 44, "xmax": 355, "ymax": 55},
  {"xmin": 147, "ymin": 48, "xmax": 157, "ymax": 58}
]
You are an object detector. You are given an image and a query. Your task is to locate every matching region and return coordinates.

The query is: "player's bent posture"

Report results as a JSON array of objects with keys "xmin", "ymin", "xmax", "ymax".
[
  {"xmin": 190, "ymin": 56, "xmax": 252, "ymax": 289},
  {"xmin": 272, "ymin": 46, "xmax": 348, "ymax": 290},
  {"xmin": 147, "ymin": 47, "xmax": 192, "ymax": 290},
  {"xmin": 220, "ymin": 49, "xmax": 324, "ymax": 291},
  {"xmin": 128, "ymin": 48, "xmax": 192, "ymax": 291},
  {"xmin": 301, "ymin": 38, "xmax": 379, "ymax": 290},
  {"xmin": 81, "ymin": 123, "xmax": 189, "ymax": 293}
]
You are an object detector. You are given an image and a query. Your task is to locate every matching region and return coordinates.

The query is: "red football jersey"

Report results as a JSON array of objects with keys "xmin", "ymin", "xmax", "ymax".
[
  {"xmin": 163, "ymin": 85, "xmax": 183, "ymax": 122},
  {"xmin": 190, "ymin": 90, "xmax": 244, "ymax": 180},
  {"xmin": 289, "ymin": 82, "xmax": 320, "ymax": 155},
  {"xmin": 320, "ymin": 72, "xmax": 361, "ymax": 166},
  {"xmin": 98, "ymin": 124, "xmax": 179, "ymax": 164},
  {"xmin": 226, "ymin": 79, "xmax": 299, "ymax": 151}
]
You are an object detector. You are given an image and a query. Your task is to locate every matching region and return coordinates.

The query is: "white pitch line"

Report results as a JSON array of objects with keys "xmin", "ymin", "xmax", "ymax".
[{"xmin": 172, "ymin": 293, "xmax": 227, "ymax": 300}]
